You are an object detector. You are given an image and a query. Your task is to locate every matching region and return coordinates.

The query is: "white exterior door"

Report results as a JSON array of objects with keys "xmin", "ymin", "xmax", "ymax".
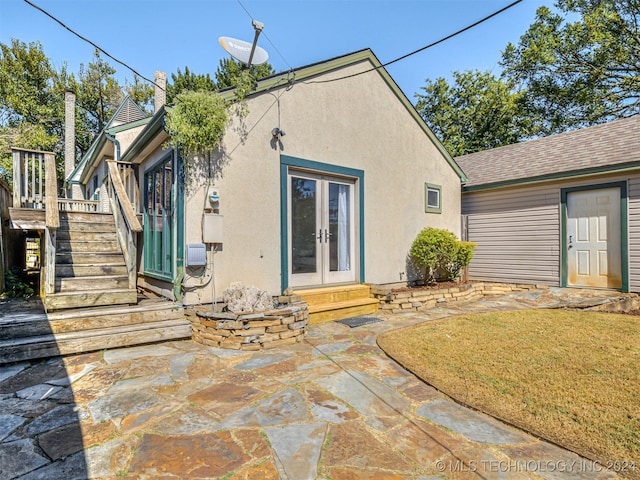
[
  {"xmin": 567, "ymin": 187, "xmax": 621, "ymax": 289},
  {"xmin": 289, "ymin": 171, "xmax": 356, "ymax": 288}
]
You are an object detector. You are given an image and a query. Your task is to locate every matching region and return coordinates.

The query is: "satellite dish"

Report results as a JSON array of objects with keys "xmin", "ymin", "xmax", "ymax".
[
  {"xmin": 219, "ymin": 37, "xmax": 269, "ymax": 66},
  {"xmin": 219, "ymin": 20, "xmax": 269, "ymax": 67}
]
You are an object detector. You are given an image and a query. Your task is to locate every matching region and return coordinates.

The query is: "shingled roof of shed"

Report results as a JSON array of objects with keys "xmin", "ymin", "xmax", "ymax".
[{"xmin": 456, "ymin": 115, "xmax": 640, "ymax": 189}]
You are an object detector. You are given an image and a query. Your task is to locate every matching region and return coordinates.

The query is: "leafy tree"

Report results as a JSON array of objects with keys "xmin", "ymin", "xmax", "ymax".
[
  {"xmin": 415, "ymin": 70, "xmax": 532, "ymax": 156},
  {"xmin": 214, "ymin": 58, "xmax": 274, "ymax": 89},
  {"xmin": 166, "ymin": 66, "xmax": 218, "ymax": 104},
  {"xmin": 125, "ymin": 75, "xmax": 155, "ymax": 114},
  {"xmin": 70, "ymin": 50, "xmax": 126, "ymax": 155},
  {"xmin": 0, "ymin": 39, "xmax": 62, "ymax": 183},
  {"xmin": 501, "ymin": 0, "xmax": 640, "ymax": 135}
]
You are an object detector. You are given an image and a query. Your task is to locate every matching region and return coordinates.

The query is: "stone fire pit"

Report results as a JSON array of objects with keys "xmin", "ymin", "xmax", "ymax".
[{"xmin": 187, "ymin": 294, "xmax": 309, "ymax": 351}]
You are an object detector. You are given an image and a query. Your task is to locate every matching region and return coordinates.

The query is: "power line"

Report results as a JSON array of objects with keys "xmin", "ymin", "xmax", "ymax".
[
  {"xmin": 23, "ymin": 0, "xmax": 166, "ymax": 91},
  {"xmin": 306, "ymin": 0, "xmax": 523, "ymax": 84},
  {"xmin": 235, "ymin": 0, "xmax": 294, "ymax": 72}
]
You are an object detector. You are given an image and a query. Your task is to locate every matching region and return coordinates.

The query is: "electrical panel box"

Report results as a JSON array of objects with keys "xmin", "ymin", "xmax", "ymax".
[
  {"xmin": 185, "ymin": 243, "xmax": 207, "ymax": 267},
  {"xmin": 203, "ymin": 213, "xmax": 224, "ymax": 244}
]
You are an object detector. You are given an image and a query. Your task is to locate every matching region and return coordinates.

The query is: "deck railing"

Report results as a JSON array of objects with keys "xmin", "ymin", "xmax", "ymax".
[
  {"xmin": 107, "ymin": 160, "xmax": 142, "ymax": 290},
  {"xmin": 43, "ymin": 152, "xmax": 59, "ymax": 296}
]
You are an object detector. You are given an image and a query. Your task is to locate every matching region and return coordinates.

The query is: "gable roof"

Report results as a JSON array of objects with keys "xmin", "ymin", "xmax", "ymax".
[
  {"xmin": 120, "ymin": 49, "xmax": 466, "ymax": 182},
  {"xmin": 456, "ymin": 115, "xmax": 640, "ymax": 191},
  {"xmin": 68, "ymin": 96, "xmax": 151, "ymax": 184}
]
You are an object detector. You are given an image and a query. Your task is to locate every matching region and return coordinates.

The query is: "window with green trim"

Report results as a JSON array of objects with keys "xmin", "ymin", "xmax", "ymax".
[
  {"xmin": 425, "ymin": 183, "xmax": 441, "ymax": 213},
  {"xmin": 143, "ymin": 155, "xmax": 174, "ymax": 279}
]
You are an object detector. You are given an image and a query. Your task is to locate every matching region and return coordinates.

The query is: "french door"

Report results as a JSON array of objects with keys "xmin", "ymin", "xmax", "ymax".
[{"xmin": 289, "ymin": 171, "xmax": 356, "ymax": 287}]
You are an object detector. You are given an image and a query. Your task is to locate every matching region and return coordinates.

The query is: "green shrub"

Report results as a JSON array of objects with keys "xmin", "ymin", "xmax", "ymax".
[
  {"xmin": 2, "ymin": 267, "xmax": 34, "ymax": 298},
  {"xmin": 409, "ymin": 227, "xmax": 476, "ymax": 283}
]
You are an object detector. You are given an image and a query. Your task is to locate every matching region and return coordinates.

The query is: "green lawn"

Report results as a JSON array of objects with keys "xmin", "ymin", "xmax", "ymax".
[{"xmin": 378, "ymin": 309, "xmax": 640, "ymax": 478}]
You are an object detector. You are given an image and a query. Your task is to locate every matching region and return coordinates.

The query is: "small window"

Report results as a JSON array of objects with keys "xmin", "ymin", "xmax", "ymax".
[{"xmin": 425, "ymin": 183, "xmax": 441, "ymax": 213}]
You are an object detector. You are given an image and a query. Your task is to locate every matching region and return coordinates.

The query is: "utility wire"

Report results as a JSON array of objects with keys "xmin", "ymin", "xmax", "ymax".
[
  {"xmin": 235, "ymin": 0, "xmax": 294, "ymax": 72},
  {"xmin": 23, "ymin": 0, "xmax": 166, "ymax": 91},
  {"xmin": 306, "ymin": 0, "xmax": 523, "ymax": 84}
]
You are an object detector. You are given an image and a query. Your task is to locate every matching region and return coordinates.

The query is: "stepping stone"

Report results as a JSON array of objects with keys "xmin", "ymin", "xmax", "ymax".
[
  {"xmin": 416, "ymin": 399, "xmax": 530, "ymax": 445},
  {"xmin": 265, "ymin": 423, "xmax": 326, "ymax": 479}
]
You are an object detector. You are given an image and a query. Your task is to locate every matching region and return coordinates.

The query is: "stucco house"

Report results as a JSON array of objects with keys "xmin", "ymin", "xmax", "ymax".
[
  {"xmin": 457, "ymin": 114, "xmax": 640, "ymax": 292},
  {"xmin": 65, "ymin": 48, "xmax": 466, "ymax": 319}
]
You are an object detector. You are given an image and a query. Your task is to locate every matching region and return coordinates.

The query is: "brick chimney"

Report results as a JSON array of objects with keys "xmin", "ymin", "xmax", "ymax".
[
  {"xmin": 64, "ymin": 89, "xmax": 76, "ymax": 197},
  {"xmin": 154, "ymin": 71, "xmax": 167, "ymax": 113}
]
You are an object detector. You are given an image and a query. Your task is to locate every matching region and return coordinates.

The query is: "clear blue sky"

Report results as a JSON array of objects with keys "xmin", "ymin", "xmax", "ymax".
[{"xmin": 0, "ymin": 0, "xmax": 549, "ymax": 103}]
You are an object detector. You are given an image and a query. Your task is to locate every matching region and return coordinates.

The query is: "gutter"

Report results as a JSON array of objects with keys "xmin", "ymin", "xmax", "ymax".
[{"xmin": 105, "ymin": 132, "xmax": 121, "ymax": 161}]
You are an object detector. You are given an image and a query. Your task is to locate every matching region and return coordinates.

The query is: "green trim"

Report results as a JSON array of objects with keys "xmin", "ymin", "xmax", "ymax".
[
  {"xmin": 174, "ymin": 151, "xmax": 185, "ymax": 302},
  {"xmin": 223, "ymin": 49, "xmax": 466, "ymax": 183},
  {"xmin": 120, "ymin": 106, "xmax": 169, "ymax": 164},
  {"xmin": 560, "ymin": 181, "xmax": 628, "ymax": 292},
  {"xmin": 463, "ymin": 162, "xmax": 640, "ymax": 193},
  {"xmin": 425, "ymin": 183, "xmax": 442, "ymax": 214},
  {"xmin": 280, "ymin": 155, "xmax": 365, "ymax": 292},
  {"xmin": 143, "ymin": 152, "xmax": 175, "ymax": 280}
]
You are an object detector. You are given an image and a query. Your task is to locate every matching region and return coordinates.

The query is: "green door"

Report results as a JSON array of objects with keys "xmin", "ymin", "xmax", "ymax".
[{"xmin": 144, "ymin": 156, "xmax": 174, "ymax": 279}]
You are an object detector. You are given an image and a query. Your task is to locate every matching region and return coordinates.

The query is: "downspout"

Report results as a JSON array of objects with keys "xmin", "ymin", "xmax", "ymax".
[{"xmin": 105, "ymin": 132, "xmax": 121, "ymax": 160}]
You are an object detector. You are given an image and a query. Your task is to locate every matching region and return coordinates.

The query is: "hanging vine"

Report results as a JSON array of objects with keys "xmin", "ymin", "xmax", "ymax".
[{"xmin": 163, "ymin": 71, "xmax": 257, "ymax": 178}]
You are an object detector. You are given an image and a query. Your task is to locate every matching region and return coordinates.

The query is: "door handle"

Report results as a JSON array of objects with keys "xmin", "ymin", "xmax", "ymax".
[
  {"xmin": 324, "ymin": 228, "xmax": 332, "ymax": 243},
  {"xmin": 312, "ymin": 229, "xmax": 322, "ymax": 242},
  {"xmin": 568, "ymin": 235, "xmax": 573, "ymax": 249}
]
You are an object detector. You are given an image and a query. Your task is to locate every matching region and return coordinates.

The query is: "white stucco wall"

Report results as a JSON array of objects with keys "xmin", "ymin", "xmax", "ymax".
[{"xmin": 178, "ymin": 58, "xmax": 462, "ymax": 304}]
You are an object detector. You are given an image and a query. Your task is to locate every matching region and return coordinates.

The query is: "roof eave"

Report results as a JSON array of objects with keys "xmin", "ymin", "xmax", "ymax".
[{"xmin": 462, "ymin": 161, "xmax": 640, "ymax": 193}]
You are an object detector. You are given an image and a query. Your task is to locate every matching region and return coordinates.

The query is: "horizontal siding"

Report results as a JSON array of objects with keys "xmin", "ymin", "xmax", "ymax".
[
  {"xmin": 463, "ymin": 185, "xmax": 560, "ymax": 286},
  {"xmin": 628, "ymin": 176, "xmax": 640, "ymax": 292}
]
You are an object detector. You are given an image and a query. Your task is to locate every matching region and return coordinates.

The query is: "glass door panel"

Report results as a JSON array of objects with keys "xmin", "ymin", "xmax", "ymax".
[
  {"xmin": 326, "ymin": 180, "xmax": 354, "ymax": 283},
  {"xmin": 290, "ymin": 176, "xmax": 322, "ymax": 286},
  {"xmin": 289, "ymin": 171, "xmax": 356, "ymax": 287}
]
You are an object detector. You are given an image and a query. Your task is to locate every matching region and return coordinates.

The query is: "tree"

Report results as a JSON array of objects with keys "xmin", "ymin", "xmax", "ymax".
[
  {"xmin": 0, "ymin": 39, "xmax": 62, "ymax": 182},
  {"xmin": 0, "ymin": 40, "xmax": 147, "ymax": 184},
  {"xmin": 166, "ymin": 66, "xmax": 218, "ymax": 104},
  {"xmin": 214, "ymin": 58, "xmax": 274, "ymax": 89},
  {"xmin": 501, "ymin": 0, "xmax": 640, "ymax": 135},
  {"xmin": 415, "ymin": 70, "xmax": 532, "ymax": 156}
]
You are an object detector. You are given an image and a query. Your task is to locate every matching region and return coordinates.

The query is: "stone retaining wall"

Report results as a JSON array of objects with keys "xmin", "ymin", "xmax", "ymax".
[
  {"xmin": 372, "ymin": 282, "xmax": 544, "ymax": 314},
  {"xmin": 186, "ymin": 296, "xmax": 309, "ymax": 351}
]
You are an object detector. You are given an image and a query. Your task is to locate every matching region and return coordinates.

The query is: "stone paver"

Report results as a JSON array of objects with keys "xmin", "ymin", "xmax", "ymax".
[{"xmin": 0, "ymin": 287, "xmax": 633, "ymax": 479}]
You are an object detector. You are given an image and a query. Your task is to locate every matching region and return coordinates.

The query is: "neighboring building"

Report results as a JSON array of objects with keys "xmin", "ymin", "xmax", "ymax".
[
  {"xmin": 76, "ymin": 49, "xmax": 466, "ymax": 309},
  {"xmin": 457, "ymin": 115, "xmax": 640, "ymax": 292}
]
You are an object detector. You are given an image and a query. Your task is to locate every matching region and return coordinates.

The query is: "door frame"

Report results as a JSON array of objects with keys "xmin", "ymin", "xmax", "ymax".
[
  {"xmin": 560, "ymin": 181, "xmax": 628, "ymax": 291},
  {"xmin": 280, "ymin": 155, "xmax": 364, "ymax": 292}
]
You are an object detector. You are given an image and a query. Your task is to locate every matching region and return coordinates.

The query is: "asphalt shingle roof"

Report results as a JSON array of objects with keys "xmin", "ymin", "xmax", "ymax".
[{"xmin": 455, "ymin": 115, "xmax": 640, "ymax": 188}]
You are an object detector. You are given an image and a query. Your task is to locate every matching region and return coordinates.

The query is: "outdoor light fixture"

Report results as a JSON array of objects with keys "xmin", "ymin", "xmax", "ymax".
[{"xmin": 272, "ymin": 127, "xmax": 285, "ymax": 138}]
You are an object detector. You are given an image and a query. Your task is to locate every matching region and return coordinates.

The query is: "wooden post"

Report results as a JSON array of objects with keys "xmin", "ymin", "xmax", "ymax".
[{"xmin": 12, "ymin": 149, "xmax": 21, "ymax": 207}]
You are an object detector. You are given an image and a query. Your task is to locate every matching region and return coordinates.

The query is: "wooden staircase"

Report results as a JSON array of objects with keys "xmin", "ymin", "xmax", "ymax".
[
  {"xmin": 45, "ymin": 211, "xmax": 137, "ymax": 311},
  {"xmin": 0, "ymin": 297, "xmax": 191, "ymax": 364},
  {"xmin": 295, "ymin": 284, "xmax": 379, "ymax": 324}
]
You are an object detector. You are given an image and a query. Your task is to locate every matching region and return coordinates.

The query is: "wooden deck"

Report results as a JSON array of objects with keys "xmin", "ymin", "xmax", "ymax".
[
  {"xmin": 294, "ymin": 284, "xmax": 379, "ymax": 324},
  {"xmin": 0, "ymin": 296, "xmax": 190, "ymax": 364}
]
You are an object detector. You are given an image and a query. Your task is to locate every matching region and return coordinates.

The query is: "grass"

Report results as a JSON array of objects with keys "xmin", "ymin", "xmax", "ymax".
[{"xmin": 377, "ymin": 309, "xmax": 639, "ymax": 476}]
